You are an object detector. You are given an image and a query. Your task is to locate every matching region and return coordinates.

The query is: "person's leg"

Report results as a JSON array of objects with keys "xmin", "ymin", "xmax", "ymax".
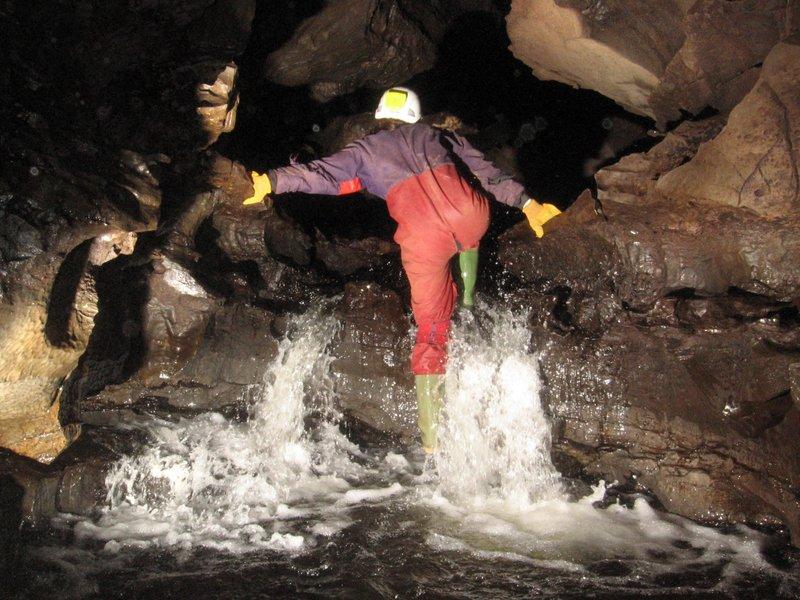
[
  {"xmin": 401, "ymin": 245, "xmax": 456, "ymax": 454},
  {"xmin": 416, "ymin": 373, "xmax": 444, "ymax": 454}
]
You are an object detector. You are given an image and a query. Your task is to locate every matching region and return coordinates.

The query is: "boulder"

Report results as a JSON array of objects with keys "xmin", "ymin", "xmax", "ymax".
[
  {"xmin": 0, "ymin": 427, "xmax": 143, "ymax": 527},
  {"xmin": 501, "ymin": 192, "xmax": 800, "ymax": 310},
  {"xmin": 75, "ymin": 299, "xmax": 279, "ymax": 420},
  {"xmin": 656, "ymin": 37, "xmax": 800, "ymax": 217},
  {"xmin": 264, "ymin": 0, "xmax": 495, "ymax": 101},
  {"xmin": 541, "ymin": 318, "xmax": 800, "ymax": 540},
  {"xmin": 595, "ymin": 116, "xmax": 726, "ymax": 204},
  {"xmin": 329, "ymin": 283, "xmax": 416, "ymax": 438},
  {"xmin": 507, "ymin": 0, "xmax": 799, "ymax": 124}
]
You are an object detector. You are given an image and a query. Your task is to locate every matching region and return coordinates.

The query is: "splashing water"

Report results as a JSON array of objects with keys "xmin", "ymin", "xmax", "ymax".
[
  {"xmin": 56, "ymin": 305, "xmax": 800, "ymax": 598},
  {"xmin": 436, "ymin": 308, "xmax": 561, "ymax": 507},
  {"xmin": 75, "ymin": 310, "xmax": 371, "ymax": 552}
]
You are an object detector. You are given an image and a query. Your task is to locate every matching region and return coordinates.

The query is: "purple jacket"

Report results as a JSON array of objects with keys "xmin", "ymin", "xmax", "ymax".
[{"xmin": 268, "ymin": 123, "xmax": 527, "ymax": 208}]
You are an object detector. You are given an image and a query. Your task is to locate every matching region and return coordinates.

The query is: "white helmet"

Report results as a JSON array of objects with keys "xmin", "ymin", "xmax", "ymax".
[{"xmin": 375, "ymin": 86, "xmax": 421, "ymax": 123}]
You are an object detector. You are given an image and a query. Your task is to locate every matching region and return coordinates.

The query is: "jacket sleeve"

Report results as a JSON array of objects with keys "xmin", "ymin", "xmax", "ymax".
[
  {"xmin": 268, "ymin": 144, "xmax": 365, "ymax": 196},
  {"xmin": 448, "ymin": 132, "xmax": 528, "ymax": 209}
]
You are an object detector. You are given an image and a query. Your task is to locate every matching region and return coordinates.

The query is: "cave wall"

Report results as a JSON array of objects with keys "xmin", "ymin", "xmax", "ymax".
[
  {"xmin": 1, "ymin": 0, "xmax": 800, "ymax": 547},
  {"xmin": 496, "ymin": 35, "xmax": 800, "ymax": 542},
  {"xmin": 507, "ymin": 0, "xmax": 800, "ymax": 125},
  {"xmin": 263, "ymin": 0, "xmax": 497, "ymax": 101},
  {"xmin": 0, "ymin": 0, "xmax": 254, "ymax": 460}
]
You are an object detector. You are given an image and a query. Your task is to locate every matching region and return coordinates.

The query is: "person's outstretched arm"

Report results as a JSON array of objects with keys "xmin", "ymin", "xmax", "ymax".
[
  {"xmin": 448, "ymin": 131, "xmax": 560, "ymax": 237},
  {"xmin": 243, "ymin": 143, "xmax": 365, "ymax": 205}
]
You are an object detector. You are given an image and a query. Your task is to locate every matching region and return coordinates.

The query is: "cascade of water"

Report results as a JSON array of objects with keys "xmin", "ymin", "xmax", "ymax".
[
  {"xmin": 76, "ymin": 309, "xmax": 358, "ymax": 550},
  {"xmin": 435, "ymin": 308, "xmax": 562, "ymax": 507}
]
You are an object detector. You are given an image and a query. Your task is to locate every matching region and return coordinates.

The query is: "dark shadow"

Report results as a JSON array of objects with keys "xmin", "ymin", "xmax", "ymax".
[
  {"xmin": 45, "ymin": 238, "xmax": 92, "ymax": 347},
  {"xmin": 408, "ymin": 9, "xmax": 656, "ymax": 208},
  {"xmin": 0, "ymin": 474, "xmax": 24, "ymax": 592},
  {"xmin": 58, "ymin": 248, "xmax": 151, "ymax": 425}
]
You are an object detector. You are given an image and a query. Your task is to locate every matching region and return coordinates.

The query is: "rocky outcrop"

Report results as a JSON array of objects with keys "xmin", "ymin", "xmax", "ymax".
[
  {"xmin": 594, "ymin": 117, "xmax": 726, "ymax": 203},
  {"xmin": 0, "ymin": 0, "xmax": 255, "ymax": 461},
  {"xmin": 501, "ymin": 191, "xmax": 800, "ymax": 309},
  {"xmin": 656, "ymin": 37, "xmax": 800, "ymax": 217},
  {"xmin": 507, "ymin": 0, "xmax": 800, "ymax": 124},
  {"xmin": 540, "ymin": 317, "xmax": 800, "ymax": 540},
  {"xmin": 264, "ymin": 0, "xmax": 495, "ymax": 101},
  {"xmin": 495, "ymin": 35, "xmax": 800, "ymax": 542}
]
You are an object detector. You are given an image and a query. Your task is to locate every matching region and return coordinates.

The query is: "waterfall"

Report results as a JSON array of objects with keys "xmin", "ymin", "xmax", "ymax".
[
  {"xmin": 75, "ymin": 309, "xmax": 359, "ymax": 551},
  {"xmin": 435, "ymin": 307, "xmax": 562, "ymax": 506}
]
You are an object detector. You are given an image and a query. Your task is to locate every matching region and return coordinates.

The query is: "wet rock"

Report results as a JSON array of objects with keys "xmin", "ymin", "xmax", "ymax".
[
  {"xmin": 500, "ymin": 192, "xmax": 800, "ymax": 311},
  {"xmin": 78, "ymin": 300, "xmax": 278, "ymax": 419},
  {"xmin": 495, "ymin": 28, "xmax": 800, "ymax": 541},
  {"xmin": 329, "ymin": 283, "xmax": 416, "ymax": 438},
  {"xmin": 507, "ymin": 0, "xmax": 799, "ymax": 123},
  {"xmin": 0, "ymin": 427, "xmax": 142, "ymax": 525},
  {"xmin": 137, "ymin": 255, "xmax": 222, "ymax": 383},
  {"xmin": 0, "ymin": 226, "xmax": 144, "ymax": 462},
  {"xmin": 316, "ymin": 233, "xmax": 398, "ymax": 278},
  {"xmin": 0, "ymin": 1, "xmax": 256, "ymax": 461},
  {"xmin": 540, "ymin": 319, "xmax": 800, "ymax": 542},
  {"xmin": 265, "ymin": 0, "xmax": 495, "ymax": 101}
]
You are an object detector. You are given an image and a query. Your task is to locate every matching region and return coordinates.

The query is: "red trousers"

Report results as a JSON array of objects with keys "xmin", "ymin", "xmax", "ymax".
[{"xmin": 386, "ymin": 164, "xmax": 490, "ymax": 375}]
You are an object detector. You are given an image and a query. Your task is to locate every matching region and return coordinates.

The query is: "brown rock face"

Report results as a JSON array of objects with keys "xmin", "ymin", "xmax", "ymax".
[
  {"xmin": 656, "ymin": 37, "xmax": 800, "ymax": 217},
  {"xmin": 495, "ymin": 35, "xmax": 800, "ymax": 542},
  {"xmin": 329, "ymin": 283, "xmax": 416, "ymax": 438},
  {"xmin": 595, "ymin": 117, "xmax": 726, "ymax": 204},
  {"xmin": 264, "ymin": 0, "xmax": 495, "ymax": 101},
  {"xmin": 507, "ymin": 0, "xmax": 799, "ymax": 123},
  {"xmin": 0, "ymin": 0, "xmax": 256, "ymax": 461}
]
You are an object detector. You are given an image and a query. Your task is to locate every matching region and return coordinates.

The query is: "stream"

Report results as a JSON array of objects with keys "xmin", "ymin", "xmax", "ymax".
[{"xmin": 10, "ymin": 308, "xmax": 800, "ymax": 599}]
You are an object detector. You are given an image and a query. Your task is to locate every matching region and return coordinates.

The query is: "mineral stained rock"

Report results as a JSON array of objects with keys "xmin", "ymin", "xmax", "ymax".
[{"xmin": 507, "ymin": 0, "xmax": 800, "ymax": 123}]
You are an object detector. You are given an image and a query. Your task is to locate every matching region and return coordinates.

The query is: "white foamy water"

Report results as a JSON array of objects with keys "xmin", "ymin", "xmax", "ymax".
[
  {"xmin": 436, "ymin": 308, "xmax": 561, "ymax": 507},
  {"xmin": 66, "ymin": 304, "xmax": 793, "ymax": 594},
  {"xmin": 418, "ymin": 308, "xmax": 778, "ymax": 586},
  {"xmin": 74, "ymin": 310, "xmax": 387, "ymax": 553}
]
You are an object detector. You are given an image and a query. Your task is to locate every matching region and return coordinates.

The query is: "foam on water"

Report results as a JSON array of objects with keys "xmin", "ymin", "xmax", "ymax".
[
  {"xmin": 75, "ymin": 309, "xmax": 369, "ymax": 552},
  {"xmin": 65, "ymin": 304, "xmax": 795, "ymax": 594},
  {"xmin": 436, "ymin": 308, "xmax": 561, "ymax": 507},
  {"xmin": 418, "ymin": 307, "xmax": 778, "ymax": 587}
]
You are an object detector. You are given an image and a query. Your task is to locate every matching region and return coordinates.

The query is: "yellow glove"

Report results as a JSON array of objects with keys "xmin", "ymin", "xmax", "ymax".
[
  {"xmin": 522, "ymin": 200, "xmax": 561, "ymax": 238},
  {"xmin": 243, "ymin": 171, "xmax": 272, "ymax": 205}
]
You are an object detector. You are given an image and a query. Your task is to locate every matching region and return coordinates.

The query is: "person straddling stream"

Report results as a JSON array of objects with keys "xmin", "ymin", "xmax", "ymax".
[{"xmin": 242, "ymin": 87, "xmax": 561, "ymax": 456}]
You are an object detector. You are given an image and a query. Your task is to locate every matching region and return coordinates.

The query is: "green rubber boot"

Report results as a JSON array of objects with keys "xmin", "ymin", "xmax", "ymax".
[
  {"xmin": 415, "ymin": 374, "xmax": 444, "ymax": 454},
  {"xmin": 459, "ymin": 248, "xmax": 478, "ymax": 307}
]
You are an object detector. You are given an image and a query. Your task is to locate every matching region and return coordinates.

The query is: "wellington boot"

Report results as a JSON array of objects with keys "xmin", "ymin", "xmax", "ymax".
[
  {"xmin": 458, "ymin": 248, "xmax": 478, "ymax": 308},
  {"xmin": 415, "ymin": 374, "xmax": 444, "ymax": 454}
]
